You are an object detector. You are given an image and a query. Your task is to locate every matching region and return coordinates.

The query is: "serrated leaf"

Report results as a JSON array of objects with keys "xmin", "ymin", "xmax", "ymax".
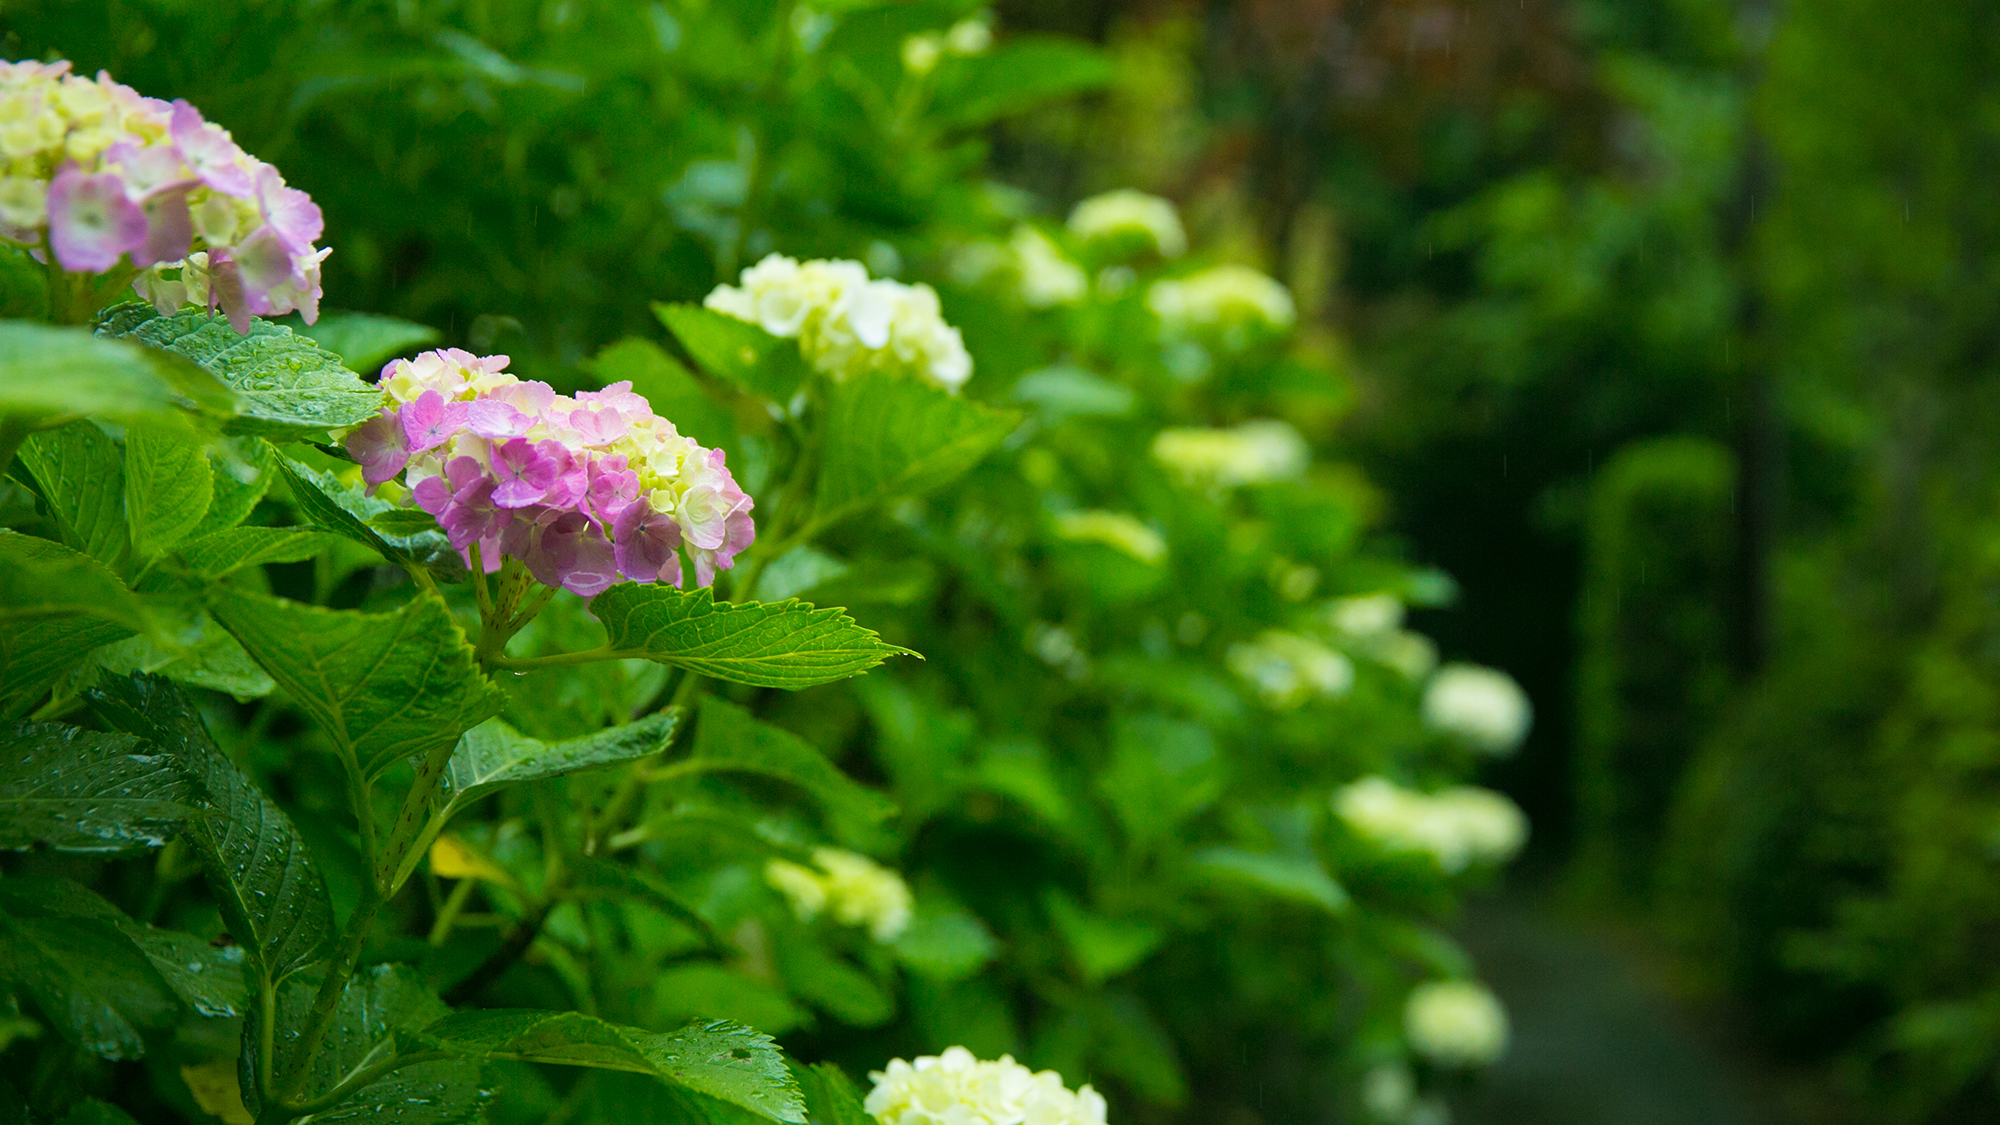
[
  {"xmin": 17, "ymin": 421, "xmax": 130, "ymax": 568},
  {"xmin": 293, "ymin": 311, "xmax": 440, "ymax": 375},
  {"xmin": 656, "ymin": 303, "xmax": 806, "ymax": 403},
  {"xmin": 0, "ymin": 876, "xmax": 180, "ymax": 1059},
  {"xmin": 0, "ymin": 615, "xmax": 132, "ymax": 720},
  {"xmin": 97, "ymin": 304, "xmax": 382, "ymax": 439},
  {"xmin": 444, "ymin": 711, "xmax": 680, "ymax": 813},
  {"xmin": 275, "ymin": 455, "xmax": 465, "ymax": 579},
  {"xmin": 89, "ymin": 674, "xmax": 333, "ymax": 983},
  {"xmin": 208, "ymin": 589, "xmax": 503, "ymax": 779},
  {"xmin": 592, "ymin": 583, "xmax": 912, "ymax": 689},
  {"xmin": 1188, "ymin": 847, "xmax": 1348, "ymax": 914},
  {"xmin": 190, "ymin": 437, "xmax": 277, "ymax": 538},
  {"xmin": 177, "ymin": 526, "xmax": 340, "ymax": 578},
  {"xmin": 123, "ymin": 922, "xmax": 249, "ymax": 1017},
  {"xmin": 125, "ymin": 422, "xmax": 213, "ymax": 559},
  {"xmin": 678, "ymin": 698, "xmax": 895, "ymax": 824},
  {"xmin": 813, "ymin": 375, "xmax": 1017, "ymax": 525},
  {"xmin": 930, "ymin": 39, "xmax": 1115, "ymax": 129},
  {"xmin": 0, "ymin": 530, "xmax": 145, "ymax": 630},
  {"xmin": 0, "ymin": 721, "xmax": 195, "ymax": 851},
  {"xmin": 0, "ymin": 320, "xmax": 228, "ymax": 423},
  {"xmin": 257, "ymin": 964, "xmax": 481, "ymax": 1125},
  {"xmin": 407, "ymin": 1011, "xmax": 806, "ymax": 1123}
]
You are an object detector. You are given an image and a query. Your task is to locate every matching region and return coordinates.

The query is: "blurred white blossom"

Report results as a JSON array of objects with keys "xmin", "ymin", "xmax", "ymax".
[
  {"xmin": 1011, "ymin": 225, "xmax": 1087, "ymax": 307},
  {"xmin": 1333, "ymin": 776, "xmax": 1527, "ymax": 873},
  {"xmin": 1067, "ymin": 188, "xmax": 1187, "ymax": 258},
  {"xmin": 1056, "ymin": 509, "xmax": 1167, "ymax": 564},
  {"xmin": 1422, "ymin": 664, "xmax": 1532, "ymax": 754},
  {"xmin": 1403, "ymin": 980, "xmax": 1509, "ymax": 1067},
  {"xmin": 1228, "ymin": 630, "xmax": 1353, "ymax": 708},
  {"xmin": 765, "ymin": 847, "xmax": 912, "ymax": 942},
  {"xmin": 1153, "ymin": 420, "xmax": 1309, "ymax": 488},
  {"xmin": 1147, "ymin": 264, "xmax": 1295, "ymax": 338}
]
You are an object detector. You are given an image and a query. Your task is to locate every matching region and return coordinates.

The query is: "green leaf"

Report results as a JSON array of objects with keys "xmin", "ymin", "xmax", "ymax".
[
  {"xmin": 261, "ymin": 964, "xmax": 481, "ymax": 1125},
  {"xmin": 0, "ymin": 320, "xmax": 229, "ymax": 423},
  {"xmin": 56, "ymin": 1100, "xmax": 141, "ymax": 1125},
  {"xmin": 1187, "ymin": 847, "xmax": 1349, "ymax": 914},
  {"xmin": 367, "ymin": 508, "xmax": 443, "ymax": 537},
  {"xmin": 0, "ymin": 615, "xmax": 132, "ymax": 720},
  {"xmin": 0, "ymin": 721, "xmax": 195, "ymax": 851},
  {"xmin": 17, "ymin": 421, "xmax": 130, "ymax": 568},
  {"xmin": 0, "ymin": 530, "xmax": 146, "ymax": 631},
  {"xmin": 588, "ymin": 336, "xmax": 739, "ymax": 454},
  {"xmin": 794, "ymin": 1064, "xmax": 873, "ymax": 1125},
  {"xmin": 97, "ymin": 305, "xmax": 383, "ymax": 439},
  {"xmin": 124, "ymin": 422, "xmax": 214, "ymax": 559},
  {"xmin": 89, "ymin": 674, "xmax": 334, "ymax": 983},
  {"xmin": 275, "ymin": 455, "xmax": 464, "ymax": 578},
  {"xmin": 208, "ymin": 589, "xmax": 503, "ymax": 779},
  {"xmin": 190, "ymin": 436, "xmax": 277, "ymax": 538},
  {"xmin": 812, "ymin": 374, "xmax": 1017, "ymax": 524},
  {"xmin": 752, "ymin": 546, "xmax": 850, "ymax": 602},
  {"xmin": 123, "ymin": 922, "xmax": 249, "ymax": 1018},
  {"xmin": 444, "ymin": 711, "xmax": 681, "ymax": 813},
  {"xmin": 0, "ymin": 876, "xmax": 180, "ymax": 1059},
  {"xmin": 656, "ymin": 303, "xmax": 806, "ymax": 403},
  {"xmin": 679, "ymin": 698, "xmax": 895, "ymax": 824},
  {"xmin": 930, "ymin": 39, "xmax": 1116, "ymax": 129},
  {"xmin": 1010, "ymin": 364, "xmax": 1135, "ymax": 423},
  {"xmin": 407, "ymin": 1011, "xmax": 805, "ymax": 1123},
  {"xmin": 177, "ymin": 526, "xmax": 341, "ymax": 578},
  {"xmin": 92, "ymin": 609, "xmax": 276, "ymax": 700},
  {"xmin": 1043, "ymin": 890, "xmax": 1162, "ymax": 984},
  {"xmin": 592, "ymin": 584, "xmax": 913, "ymax": 690},
  {"xmin": 773, "ymin": 941, "xmax": 893, "ymax": 1027},
  {"xmin": 890, "ymin": 901, "xmax": 998, "ymax": 980},
  {"xmin": 1097, "ymin": 713, "xmax": 1223, "ymax": 847},
  {"xmin": 292, "ymin": 311, "xmax": 440, "ymax": 375}
]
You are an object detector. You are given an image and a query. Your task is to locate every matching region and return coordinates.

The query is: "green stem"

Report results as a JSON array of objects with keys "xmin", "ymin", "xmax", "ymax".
[
  {"xmin": 256, "ymin": 972, "xmax": 278, "ymax": 1107},
  {"xmin": 489, "ymin": 645, "xmax": 617, "ymax": 671},
  {"xmin": 583, "ymin": 677, "xmax": 698, "ymax": 854},
  {"xmin": 428, "ymin": 878, "xmax": 478, "ymax": 946},
  {"xmin": 269, "ymin": 882, "xmax": 384, "ymax": 1109}
]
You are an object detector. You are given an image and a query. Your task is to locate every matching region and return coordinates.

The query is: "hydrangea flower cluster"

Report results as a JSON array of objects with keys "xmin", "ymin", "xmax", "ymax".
[
  {"xmin": 902, "ymin": 18, "xmax": 994, "ymax": 74},
  {"xmin": 1067, "ymin": 189, "xmax": 1187, "ymax": 259},
  {"xmin": 1227, "ymin": 630, "xmax": 1354, "ymax": 709},
  {"xmin": 865, "ymin": 1047, "xmax": 1108, "ymax": 1125},
  {"xmin": 1152, "ymin": 420, "xmax": 1309, "ymax": 488},
  {"xmin": 764, "ymin": 847, "xmax": 912, "ymax": 942},
  {"xmin": 341, "ymin": 348, "xmax": 753, "ymax": 595},
  {"xmin": 1421, "ymin": 663, "xmax": 1533, "ymax": 754},
  {"xmin": 1010, "ymin": 226, "xmax": 1087, "ymax": 308},
  {"xmin": 0, "ymin": 59, "xmax": 328, "ymax": 330},
  {"xmin": 1402, "ymin": 980, "xmax": 1511, "ymax": 1067},
  {"xmin": 1054, "ymin": 509, "xmax": 1167, "ymax": 564},
  {"xmin": 705, "ymin": 254, "xmax": 973, "ymax": 392},
  {"xmin": 1147, "ymin": 265, "xmax": 1297, "ymax": 339},
  {"xmin": 1333, "ymin": 776, "xmax": 1528, "ymax": 873}
]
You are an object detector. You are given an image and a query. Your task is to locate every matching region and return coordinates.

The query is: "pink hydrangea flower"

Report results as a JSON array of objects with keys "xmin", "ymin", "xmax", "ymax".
[
  {"xmin": 343, "ymin": 349, "xmax": 755, "ymax": 596},
  {"xmin": 0, "ymin": 61, "xmax": 328, "ymax": 330}
]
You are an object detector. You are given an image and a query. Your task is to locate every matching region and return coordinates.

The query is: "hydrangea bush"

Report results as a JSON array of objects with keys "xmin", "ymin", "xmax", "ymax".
[{"xmin": 0, "ymin": 10, "xmax": 1533, "ymax": 1125}]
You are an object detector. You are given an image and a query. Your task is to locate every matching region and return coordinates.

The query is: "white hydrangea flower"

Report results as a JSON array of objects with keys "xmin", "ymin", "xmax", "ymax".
[
  {"xmin": 1147, "ymin": 265, "xmax": 1295, "ymax": 337},
  {"xmin": 1329, "ymin": 593, "xmax": 1404, "ymax": 638},
  {"xmin": 706, "ymin": 253, "xmax": 973, "ymax": 392},
  {"xmin": 1152, "ymin": 420, "xmax": 1309, "ymax": 488},
  {"xmin": 1010, "ymin": 225, "xmax": 1087, "ymax": 308},
  {"xmin": 1332, "ymin": 777, "xmax": 1527, "ymax": 873},
  {"xmin": 1403, "ymin": 981, "xmax": 1509, "ymax": 1067},
  {"xmin": 1374, "ymin": 632, "xmax": 1439, "ymax": 680},
  {"xmin": 865, "ymin": 1047, "xmax": 1108, "ymax": 1125},
  {"xmin": 1360, "ymin": 1063, "xmax": 1415, "ymax": 1121},
  {"xmin": 1067, "ymin": 189, "xmax": 1187, "ymax": 258},
  {"xmin": 763, "ymin": 847, "xmax": 912, "ymax": 942},
  {"xmin": 1421, "ymin": 664, "xmax": 1532, "ymax": 754},
  {"xmin": 1228, "ymin": 631, "xmax": 1353, "ymax": 709},
  {"xmin": 1055, "ymin": 509, "xmax": 1167, "ymax": 564}
]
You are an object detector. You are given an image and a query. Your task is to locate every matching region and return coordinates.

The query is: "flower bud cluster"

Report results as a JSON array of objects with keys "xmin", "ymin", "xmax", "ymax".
[
  {"xmin": 1403, "ymin": 980, "xmax": 1510, "ymax": 1067},
  {"xmin": 706, "ymin": 253, "xmax": 973, "ymax": 392},
  {"xmin": 764, "ymin": 847, "xmax": 912, "ymax": 943},
  {"xmin": 1147, "ymin": 264, "xmax": 1296, "ymax": 338},
  {"xmin": 1054, "ymin": 509, "xmax": 1167, "ymax": 564},
  {"xmin": 342, "ymin": 348, "xmax": 753, "ymax": 595},
  {"xmin": 1421, "ymin": 664, "xmax": 1533, "ymax": 754},
  {"xmin": 1228, "ymin": 630, "xmax": 1354, "ymax": 709},
  {"xmin": 1333, "ymin": 776, "xmax": 1527, "ymax": 874},
  {"xmin": 1152, "ymin": 420, "xmax": 1309, "ymax": 488},
  {"xmin": 1067, "ymin": 189, "xmax": 1187, "ymax": 259},
  {"xmin": 0, "ymin": 60, "xmax": 328, "ymax": 330},
  {"xmin": 865, "ymin": 1047, "xmax": 1108, "ymax": 1125},
  {"xmin": 901, "ymin": 18, "xmax": 993, "ymax": 74}
]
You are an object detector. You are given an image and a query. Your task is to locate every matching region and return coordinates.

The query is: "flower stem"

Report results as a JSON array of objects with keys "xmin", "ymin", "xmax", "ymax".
[{"xmin": 489, "ymin": 645, "xmax": 617, "ymax": 671}]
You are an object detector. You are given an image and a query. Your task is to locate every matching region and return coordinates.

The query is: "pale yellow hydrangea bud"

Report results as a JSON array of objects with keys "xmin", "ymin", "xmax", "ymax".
[
  {"xmin": 865, "ymin": 1047, "xmax": 1108, "ymax": 1125},
  {"xmin": 1067, "ymin": 189, "xmax": 1186, "ymax": 258},
  {"xmin": 1422, "ymin": 664, "xmax": 1532, "ymax": 754},
  {"xmin": 1055, "ymin": 509, "xmax": 1166, "ymax": 564},
  {"xmin": 1403, "ymin": 981, "xmax": 1509, "ymax": 1067},
  {"xmin": 763, "ymin": 848, "xmax": 912, "ymax": 942},
  {"xmin": 1010, "ymin": 225, "xmax": 1087, "ymax": 308},
  {"xmin": 1147, "ymin": 265, "xmax": 1296, "ymax": 337},
  {"xmin": 1152, "ymin": 420, "xmax": 1309, "ymax": 488},
  {"xmin": 1332, "ymin": 776, "xmax": 1526, "ymax": 873}
]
